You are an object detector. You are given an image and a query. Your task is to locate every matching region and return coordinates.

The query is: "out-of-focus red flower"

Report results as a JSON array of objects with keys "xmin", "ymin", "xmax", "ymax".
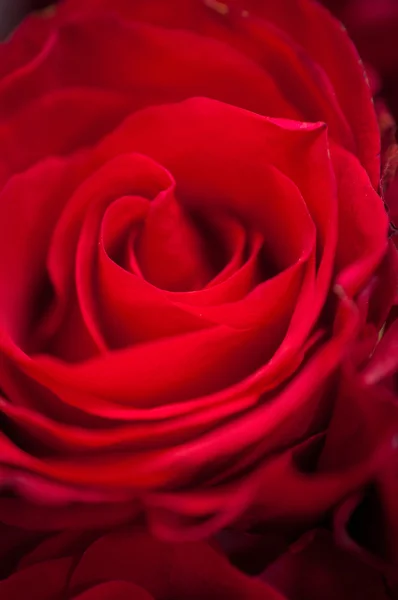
[
  {"xmin": 0, "ymin": 522, "xmax": 285, "ymax": 599},
  {"xmin": 322, "ymin": 0, "xmax": 398, "ymax": 249}
]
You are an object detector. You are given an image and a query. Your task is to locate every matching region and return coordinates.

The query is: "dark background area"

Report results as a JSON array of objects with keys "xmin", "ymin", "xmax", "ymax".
[{"xmin": 0, "ymin": 0, "xmax": 51, "ymax": 39}]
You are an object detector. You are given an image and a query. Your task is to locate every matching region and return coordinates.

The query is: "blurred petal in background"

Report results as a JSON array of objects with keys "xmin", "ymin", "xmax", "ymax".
[{"xmin": 0, "ymin": 0, "xmax": 51, "ymax": 39}]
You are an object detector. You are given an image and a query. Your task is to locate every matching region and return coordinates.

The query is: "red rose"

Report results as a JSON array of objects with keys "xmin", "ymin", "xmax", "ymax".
[{"xmin": 0, "ymin": 0, "xmax": 392, "ymax": 538}]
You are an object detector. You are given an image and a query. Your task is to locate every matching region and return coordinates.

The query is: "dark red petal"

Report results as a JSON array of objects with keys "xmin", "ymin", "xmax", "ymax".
[
  {"xmin": 59, "ymin": 0, "xmax": 379, "ymax": 183},
  {"xmin": 250, "ymin": 0, "xmax": 380, "ymax": 186},
  {"xmin": 0, "ymin": 558, "xmax": 72, "ymax": 600},
  {"xmin": 0, "ymin": 496, "xmax": 140, "ymax": 531},
  {"xmin": 69, "ymin": 529, "xmax": 284, "ymax": 600},
  {"xmin": 0, "ymin": 89, "xmax": 130, "ymax": 183},
  {"xmin": 72, "ymin": 581, "xmax": 153, "ymax": 600},
  {"xmin": 331, "ymin": 143, "xmax": 388, "ymax": 295},
  {"xmin": 263, "ymin": 530, "xmax": 390, "ymax": 600},
  {"xmin": 0, "ymin": 157, "xmax": 83, "ymax": 346},
  {"xmin": 0, "ymin": 13, "xmax": 52, "ymax": 79},
  {"xmin": 0, "ymin": 15, "xmax": 296, "ymax": 121}
]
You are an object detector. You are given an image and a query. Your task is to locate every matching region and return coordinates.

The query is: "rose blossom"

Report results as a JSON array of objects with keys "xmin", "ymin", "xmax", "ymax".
[{"xmin": 0, "ymin": 0, "xmax": 394, "ymax": 539}]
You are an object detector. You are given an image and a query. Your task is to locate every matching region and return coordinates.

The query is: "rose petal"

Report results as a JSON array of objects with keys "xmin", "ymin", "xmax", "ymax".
[{"xmin": 263, "ymin": 529, "xmax": 390, "ymax": 600}]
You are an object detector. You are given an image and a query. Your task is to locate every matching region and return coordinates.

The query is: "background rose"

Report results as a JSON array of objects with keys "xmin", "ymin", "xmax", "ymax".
[
  {"xmin": 320, "ymin": 316, "xmax": 398, "ymax": 597},
  {"xmin": 321, "ymin": 0, "xmax": 398, "ymax": 242},
  {"xmin": 0, "ymin": 0, "xmax": 393, "ymax": 539},
  {"xmin": 0, "ymin": 512, "xmax": 394, "ymax": 599},
  {"xmin": 0, "ymin": 523, "xmax": 284, "ymax": 599},
  {"xmin": 321, "ymin": 0, "xmax": 398, "ymax": 122},
  {"xmin": 357, "ymin": 319, "xmax": 398, "ymax": 583}
]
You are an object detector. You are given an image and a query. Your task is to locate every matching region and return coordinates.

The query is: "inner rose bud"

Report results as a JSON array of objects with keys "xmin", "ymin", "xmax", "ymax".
[
  {"xmin": 16, "ymin": 102, "xmax": 321, "ymax": 373},
  {"xmin": 0, "ymin": 95, "xmax": 387, "ymax": 425}
]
